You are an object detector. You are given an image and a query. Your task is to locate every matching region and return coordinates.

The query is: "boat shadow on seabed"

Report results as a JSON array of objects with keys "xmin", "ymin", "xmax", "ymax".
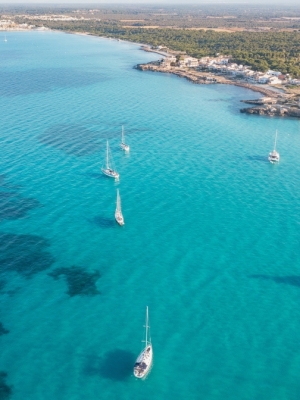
[
  {"xmin": 250, "ymin": 274, "xmax": 300, "ymax": 288},
  {"xmin": 246, "ymin": 155, "xmax": 269, "ymax": 163},
  {"xmin": 83, "ymin": 349, "xmax": 135, "ymax": 381},
  {"xmin": 87, "ymin": 216, "xmax": 116, "ymax": 229},
  {"xmin": 87, "ymin": 172, "xmax": 115, "ymax": 181}
]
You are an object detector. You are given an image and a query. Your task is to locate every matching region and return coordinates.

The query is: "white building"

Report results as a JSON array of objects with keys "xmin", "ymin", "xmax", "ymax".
[
  {"xmin": 268, "ymin": 76, "xmax": 282, "ymax": 85},
  {"xmin": 290, "ymin": 79, "xmax": 300, "ymax": 85},
  {"xmin": 244, "ymin": 70, "xmax": 255, "ymax": 80},
  {"xmin": 161, "ymin": 56, "xmax": 176, "ymax": 68},
  {"xmin": 257, "ymin": 74, "xmax": 270, "ymax": 83},
  {"xmin": 199, "ymin": 57, "xmax": 210, "ymax": 63},
  {"xmin": 184, "ymin": 57, "xmax": 199, "ymax": 67},
  {"xmin": 267, "ymin": 70, "xmax": 282, "ymax": 77},
  {"xmin": 0, "ymin": 19, "xmax": 13, "ymax": 26},
  {"xmin": 168, "ymin": 56, "xmax": 176, "ymax": 63},
  {"xmin": 178, "ymin": 57, "xmax": 199, "ymax": 68},
  {"xmin": 217, "ymin": 58, "xmax": 229, "ymax": 65}
]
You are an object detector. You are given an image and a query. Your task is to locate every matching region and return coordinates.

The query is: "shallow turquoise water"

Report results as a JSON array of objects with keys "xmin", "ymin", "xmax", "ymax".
[{"xmin": 1, "ymin": 31, "xmax": 300, "ymax": 400}]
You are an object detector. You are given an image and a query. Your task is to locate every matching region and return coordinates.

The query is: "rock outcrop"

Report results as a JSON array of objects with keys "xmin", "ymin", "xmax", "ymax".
[
  {"xmin": 240, "ymin": 104, "xmax": 300, "ymax": 118},
  {"xmin": 136, "ymin": 62, "xmax": 300, "ymax": 119}
]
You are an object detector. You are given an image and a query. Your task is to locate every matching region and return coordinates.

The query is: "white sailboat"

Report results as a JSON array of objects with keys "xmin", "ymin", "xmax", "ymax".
[
  {"xmin": 120, "ymin": 125, "xmax": 130, "ymax": 152},
  {"xmin": 133, "ymin": 306, "xmax": 153, "ymax": 379},
  {"xmin": 4, "ymin": 34, "xmax": 7, "ymax": 42},
  {"xmin": 115, "ymin": 189, "xmax": 124, "ymax": 226},
  {"xmin": 268, "ymin": 130, "xmax": 280, "ymax": 163},
  {"xmin": 101, "ymin": 140, "xmax": 119, "ymax": 179}
]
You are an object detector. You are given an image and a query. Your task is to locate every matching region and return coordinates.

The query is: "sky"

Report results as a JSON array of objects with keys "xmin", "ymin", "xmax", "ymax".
[{"xmin": 0, "ymin": 0, "xmax": 299, "ymax": 4}]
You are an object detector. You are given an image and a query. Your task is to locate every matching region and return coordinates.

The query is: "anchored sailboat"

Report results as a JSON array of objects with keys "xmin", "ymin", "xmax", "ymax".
[
  {"xmin": 268, "ymin": 130, "xmax": 280, "ymax": 163},
  {"xmin": 133, "ymin": 306, "xmax": 153, "ymax": 379},
  {"xmin": 101, "ymin": 141, "xmax": 119, "ymax": 179},
  {"xmin": 115, "ymin": 189, "xmax": 124, "ymax": 226},
  {"xmin": 4, "ymin": 34, "xmax": 7, "ymax": 42},
  {"xmin": 120, "ymin": 125, "xmax": 130, "ymax": 152}
]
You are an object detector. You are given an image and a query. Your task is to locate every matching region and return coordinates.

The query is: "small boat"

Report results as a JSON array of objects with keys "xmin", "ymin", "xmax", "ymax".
[
  {"xmin": 115, "ymin": 189, "xmax": 124, "ymax": 226},
  {"xmin": 101, "ymin": 141, "xmax": 119, "ymax": 179},
  {"xmin": 120, "ymin": 125, "xmax": 130, "ymax": 152},
  {"xmin": 4, "ymin": 34, "xmax": 7, "ymax": 42},
  {"xmin": 268, "ymin": 130, "xmax": 280, "ymax": 163},
  {"xmin": 133, "ymin": 306, "xmax": 153, "ymax": 379}
]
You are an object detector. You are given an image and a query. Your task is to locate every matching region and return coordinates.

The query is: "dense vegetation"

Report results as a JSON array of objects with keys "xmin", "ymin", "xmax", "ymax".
[
  {"xmin": 23, "ymin": 19, "xmax": 300, "ymax": 77},
  {"xmin": 7, "ymin": 4, "xmax": 300, "ymax": 77},
  {"xmin": 6, "ymin": 4, "xmax": 300, "ymax": 30},
  {"xmin": 106, "ymin": 28, "xmax": 300, "ymax": 76}
]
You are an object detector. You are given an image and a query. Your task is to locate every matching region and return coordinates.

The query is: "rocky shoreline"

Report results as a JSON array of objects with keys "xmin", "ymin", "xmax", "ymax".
[
  {"xmin": 136, "ymin": 62, "xmax": 281, "ymax": 97},
  {"xmin": 136, "ymin": 62, "xmax": 300, "ymax": 119},
  {"xmin": 240, "ymin": 102, "xmax": 300, "ymax": 118}
]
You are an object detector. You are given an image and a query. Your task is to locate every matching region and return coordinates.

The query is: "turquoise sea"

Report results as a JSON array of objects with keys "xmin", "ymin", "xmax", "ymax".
[{"xmin": 1, "ymin": 31, "xmax": 300, "ymax": 400}]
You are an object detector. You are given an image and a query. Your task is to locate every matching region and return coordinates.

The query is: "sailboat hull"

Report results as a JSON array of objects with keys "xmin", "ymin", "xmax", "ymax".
[
  {"xmin": 133, "ymin": 345, "xmax": 153, "ymax": 379},
  {"xmin": 268, "ymin": 158, "xmax": 280, "ymax": 164},
  {"xmin": 120, "ymin": 143, "xmax": 130, "ymax": 152},
  {"xmin": 268, "ymin": 151, "xmax": 280, "ymax": 163},
  {"xmin": 115, "ymin": 211, "xmax": 124, "ymax": 226},
  {"xmin": 101, "ymin": 168, "xmax": 119, "ymax": 179},
  {"xmin": 269, "ymin": 131, "xmax": 280, "ymax": 163}
]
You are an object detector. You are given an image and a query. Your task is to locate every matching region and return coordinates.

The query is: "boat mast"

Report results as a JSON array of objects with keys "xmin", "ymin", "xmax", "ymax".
[
  {"xmin": 116, "ymin": 189, "xmax": 121, "ymax": 213},
  {"xmin": 145, "ymin": 306, "xmax": 149, "ymax": 346},
  {"xmin": 106, "ymin": 141, "xmax": 109, "ymax": 169},
  {"xmin": 274, "ymin": 130, "xmax": 278, "ymax": 151},
  {"xmin": 122, "ymin": 125, "xmax": 124, "ymax": 143}
]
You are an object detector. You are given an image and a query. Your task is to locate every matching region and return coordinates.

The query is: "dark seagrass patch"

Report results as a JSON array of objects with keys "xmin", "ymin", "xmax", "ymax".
[
  {"xmin": 0, "ymin": 323, "xmax": 9, "ymax": 336},
  {"xmin": 39, "ymin": 124, "xmax": 101, "ymax": 156},
  {"xmin": 0, "ymin": 192, "xmax": 41, "ymax": 222},
  {"xmin": 0, "ymin": 233, "xmax": 54, "ymax": 278},
  {"xmin": 0, "ymin": 371, "xmax": 12, "ymax": 399},
  {"xmin": 49, "ymin": 266, "xmax": 100, "ymax": 297},
  {"xmin": 0, "ymin": 176, "xmax": 41, "ymax": 222}
]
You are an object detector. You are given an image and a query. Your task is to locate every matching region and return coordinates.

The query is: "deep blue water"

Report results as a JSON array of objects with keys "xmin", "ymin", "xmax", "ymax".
[{"xmin": 1, "ymin": 31, "xmax": 300, "ymax": 400}]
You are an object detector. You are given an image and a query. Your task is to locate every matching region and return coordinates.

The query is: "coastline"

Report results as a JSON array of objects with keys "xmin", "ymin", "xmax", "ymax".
[
  {"xmin": 53, "ymin": 30, "xmax": 275, "ymax": 98},
  {"xmin": 135, "ymin": 48, "xmax": 300, "ymax": 118},
  {"xmin": 135, "ymin": 62, "xmax": 283, "ymax": 99},
  {"xmin": 4, "ymin": 28, "xmax": 293, "ymax": 100},
  {"xmin": 137, "ymin": 46, "xmax": 289, "ymax": 99}
]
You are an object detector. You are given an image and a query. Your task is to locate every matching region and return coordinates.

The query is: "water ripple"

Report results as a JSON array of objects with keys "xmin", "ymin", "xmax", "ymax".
[{"xmin": 0, "ymin": 68, "xmax": 107, "ymax": 97}]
